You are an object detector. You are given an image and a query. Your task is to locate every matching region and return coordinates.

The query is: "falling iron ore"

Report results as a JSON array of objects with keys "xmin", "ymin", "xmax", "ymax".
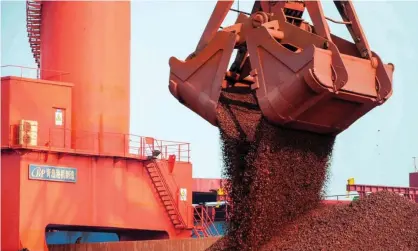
[
  {"xmin": 208, "ymin": 88, "xmax": 418, "ymax": 251},
  {"xmin": 209, "ymin": 88, "xmax": 335, "ymax": 250}
]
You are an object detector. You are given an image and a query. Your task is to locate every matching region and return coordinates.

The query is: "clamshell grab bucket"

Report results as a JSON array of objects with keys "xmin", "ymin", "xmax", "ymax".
[
  {"xmin": 246, "ymin": 26, "xmax": 394, "ymax": 135},
  {"xmin": 168, "ymin": 31, "xmax": 237, "ymax": 126}
]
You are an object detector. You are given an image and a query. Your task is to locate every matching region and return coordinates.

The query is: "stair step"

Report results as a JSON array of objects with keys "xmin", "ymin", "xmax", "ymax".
[
  {"xmin": 27, "ymin": 10, "xmax": 41, "ymax": 14},
  {"xmin": 27, "ymin": 14, "xmax": 41, "ymax": 18},
  {"xmin": 27, "ymin": 2, "xmax": 41, "ymax": 5}
]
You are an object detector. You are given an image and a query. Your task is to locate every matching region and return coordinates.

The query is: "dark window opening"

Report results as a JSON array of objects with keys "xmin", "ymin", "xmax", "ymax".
[{"xmin": 45, "ymin": 224, "xmax": 169, "ymax": 245}]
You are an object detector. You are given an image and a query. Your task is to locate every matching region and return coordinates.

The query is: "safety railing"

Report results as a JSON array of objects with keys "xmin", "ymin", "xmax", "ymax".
[
  {"xmin": 5, "ymin": 124, "xmax": 191, "ymax": 162},
  {"xmin": 347, "ymin": 184, "xmax": 418, "ymax": 202},
  {"xmin": 1, "ymin": 65, "xmax": 70, "ymax": 82},
  {"xmin": 132, "ymin": 135, "xmax": 190, "ymax": 162},
  {"xmin": 193, "ymin": 205, "xmax": 220, "ymax": 237}
]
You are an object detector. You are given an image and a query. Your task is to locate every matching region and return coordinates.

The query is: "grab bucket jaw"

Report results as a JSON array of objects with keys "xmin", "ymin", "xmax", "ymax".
[
  {"xmin": 246, "ymin": 26, "xmax": 394, "ymax": 135},
  {"xmin": 168, "ymin": 31, "xmax": 237, "ymax": 126},
  {"xmin": 168, "ymin": 1, "xmax": 394, "ymax": 135}
]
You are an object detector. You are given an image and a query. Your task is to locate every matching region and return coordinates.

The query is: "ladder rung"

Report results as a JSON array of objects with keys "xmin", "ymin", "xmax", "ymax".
[{"xmin": 27, "ymin": 10, "xmax": 41, "ymax": 14}]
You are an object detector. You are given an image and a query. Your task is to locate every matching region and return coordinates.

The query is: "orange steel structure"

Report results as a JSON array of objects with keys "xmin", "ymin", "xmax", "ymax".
[
  {"xmin": 169, "ymin": 0, "xmax": 395, "ymax": 135},
  {"xmin": 40, "ymin": 1, "xmax": 131, "ymax": 152},
  {"xmin": 1, "ymin": 1, "xmax": 196, "ymax": 251}
]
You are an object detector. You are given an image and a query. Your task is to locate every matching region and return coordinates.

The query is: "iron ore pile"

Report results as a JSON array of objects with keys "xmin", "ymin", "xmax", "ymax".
[{"xmin": 208, "ymin": 89, "xmax": 418, "ymax": 251}]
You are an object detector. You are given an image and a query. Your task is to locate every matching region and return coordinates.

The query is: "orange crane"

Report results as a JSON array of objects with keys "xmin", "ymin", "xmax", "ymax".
[{"xmin": 168, "ymin": 0, "xmax": 394, "ymax": 135}]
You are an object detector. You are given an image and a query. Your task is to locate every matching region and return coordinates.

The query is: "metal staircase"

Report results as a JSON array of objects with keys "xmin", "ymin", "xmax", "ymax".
[
  {"xmin": 26, "ymin": 0, "xmax": 42, "ymax": 69},
  {"xmin": 145, "ymin": 160, "xmax": 187, "ymax": 229},
  {"xmin": 143, "ymin": 140, "xmax": 220, "ymax": 236}
]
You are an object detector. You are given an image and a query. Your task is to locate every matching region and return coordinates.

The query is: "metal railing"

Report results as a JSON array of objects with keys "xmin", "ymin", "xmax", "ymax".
[
  {"xmin": 1, "ymin": 65, "xmax": 70, "ymax": 82},
  {"xmin": 5, "ymin": 124, "xmax": 191, "ymax": 162},
  {"xmin": 347, "ymin": 184, "xmax": 418, "ymax": 201},
  {"xmin": 193, "ymin": 205, "xmax": 220, "ymax": 237}
]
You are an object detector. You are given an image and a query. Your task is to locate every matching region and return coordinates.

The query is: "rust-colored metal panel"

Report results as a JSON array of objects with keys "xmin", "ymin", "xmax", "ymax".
[
  {"xmin": 1, "ymin": 76, "xmax": 73, "ymax": 148},
  {"xmin": 1, "ymin": 151, "xmax": 21, "ymax": 251},
  {"xmin": 168, "ymin": 0, "xmax": 394, "ymax": 135},
  {"xmin": 192, "ymin": 178, "xmax": 224, "ymax": 192},
  {"xmin": 410, "ymin": 172, "xmax": 418, "ymax": 188},
  {"xmin": 410, "ymin": 172, "xmax": 418, "ymax": 202},
  {"xmin": 40, "ymin": 1, "xmax": 131, "ymax": 151},
  {"xmin": 48, "ymin": 237, "xmax": 220, "ymax": 251},
  {"xmin": 0, "ymin": 150, "xmax": 193, "ymax": 251}
]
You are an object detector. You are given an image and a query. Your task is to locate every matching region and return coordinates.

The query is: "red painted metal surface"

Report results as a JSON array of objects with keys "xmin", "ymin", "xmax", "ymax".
[
  {"xmin": 2, "ymin": 1, "xmax": 196, "ymax": 250},
  {"xmin": 40, "ymin": 1, "xmax": 131, "ymax": 152},
  {"xmin": 192, "ymin": 178, "xmax": 226, "ymax": 193},
  {"xmin": 1, "ymin": 74, "xmax": 194, "ymax": 251},
  {"xmin": 347, "ymin": 184, "xmax": 418, "ymax": 202},
  {"xmin": 1, "ymin": 148, "xmax": 193, "ymax": 251},
  {"xmin": 1, "ymin": 76, "xmax": 73, "ymax": 150},
  {"xmin": 410, "ymin": 172, "xmax": 418, "ymax": 188},
  {"xmin": 169, "ymin": 0, "xmax": 394, "ymax": 135}
]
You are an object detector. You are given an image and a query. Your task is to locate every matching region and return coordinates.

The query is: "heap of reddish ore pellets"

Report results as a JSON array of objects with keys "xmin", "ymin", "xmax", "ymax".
[{"xmin": 207, "ymin": 89, "xmax": 418, "ymax": 251}]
